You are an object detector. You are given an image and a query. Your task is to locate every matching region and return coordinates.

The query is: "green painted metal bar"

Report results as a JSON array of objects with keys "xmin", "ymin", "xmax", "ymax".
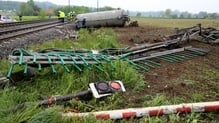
[
  {"xmin": 144, "ymin": 60, "xmax": 161, "ymax": 66},
  {"xmin": 18, "ymin": 49, "xmax": 24, "ymax": 65},
  {"xmin": 186, "ymin": 50, "xmax": 206, "ymax": 56},
  {"xmin": 178, "ymin": 52, "xmax": 197, "ymax": 58},
  {"xmin": 166, "ymin": 54, "xmax": 185, "ymax": 61},
  {"xmin": 57, "ymin": 55, "xmax": 70, "ymax": 73},
  {"xmin": 142, "ymin": 61, "xmax": 156, "ymax": 68},
  {"xmin": 69, "ymin": 56, "xmax": 82, "ymax": 72},
  {"xmin": 170, "ymin": 53, "xmax": 190, "ymax": 60},
  {"xmin": 63, "ymin": 65, "xmax": 70, "ymax": 73},
  {"xmin": 44, "ymin": 55, "xmax": 56, "ymax": 73},
  {"xmin": 87, "ymin": 54, "xmax": 101, "ymax": 64},
  {"xmin": 7, "ymin": 64, "xmax": 15, "ymax": 78},
  {"xmin": 137, "ymin": 62, "xmax": 151, "ymax": 70},
  {"xmin": 97, "ymin": 55, "xmax": 115, "ymax": 69},
  {"xmin": 86, "ymin": 54, "xmax": 105, "ymax": 71},
  {"xmin": 38, "ymin": 64, "xmax": 42, "ymax": 71},
  {"xmin": 158, "ymin": 56, "xmax": 178, "ymax": 62},
  {"xmin": 118, "ymin": 52, "xmax": 132, "ymax": 60},
  {"xmin": 183, "ymin": 51, "xmax": 199, "ymax": 57},
  {"xmin": 24, "ymin": 64, "xmax": 28, "ymax": 74},
  {"xmin": 57, "ymin": 55, "xmax": 66, "ymax": 65},
  {"xmin": 157, "ymin": 56, "xmax": 174, "ymax": 63},
  {"xmin": 127, "ymin": 59, "xmax": 149, "ymax": 71},
  {"xmin": 97, "ymin": 55, "xmax": 111, "ymax": 62},
  {"xmin": 93, "ymin": 64, "xmax": 104, "ymax": 72},
  {"xmin": 184, "ymin": 51, "xmax": 202, "ymax": 56},
  {"xmin": 33, "ymin": 54, "xmax": 37, "ymax": 63},
  {"xmin": 179, "ymin": 53, "xmax": 194, "ymax": 58},
  {"xmin": 77, "ymin": 54, "xmax": 90, "ymax": 69}
]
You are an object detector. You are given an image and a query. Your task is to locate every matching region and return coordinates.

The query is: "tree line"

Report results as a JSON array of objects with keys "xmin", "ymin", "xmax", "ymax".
[
  {"xmin": 135, "ymin": 9, "xmax": 218, "ymax": 19},
  {"xmin": 0, "ymin": 0, "xmax": 115, "ymax": 18},
  {"xmin": 1, "ymin": 1, "xmax": 218, "ymax": 19}
]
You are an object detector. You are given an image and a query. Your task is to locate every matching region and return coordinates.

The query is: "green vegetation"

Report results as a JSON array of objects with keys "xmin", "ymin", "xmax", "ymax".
[
  {"xmin": 132, "ymin": 17, "xmax": 219, "ymax": 28},
  {"xmin": 12, "ymin": 16, "xmax": 57, "ymax": 21},
  {"xmin": 18, "ymin": 0, "xmax": 40, "ymax": 16},
  {"xmin": 0, "ymin": 29, "xmax": 146, "ymax": 122},
  {"xmin": 1, "ymin": 0, "xmax": 116, "ymax": 20}
]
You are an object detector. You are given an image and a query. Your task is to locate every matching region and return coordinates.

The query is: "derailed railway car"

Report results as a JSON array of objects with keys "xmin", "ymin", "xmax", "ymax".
[{"xmin": 75, "ymin": 9, "xmax": 130, "ymax": 29}]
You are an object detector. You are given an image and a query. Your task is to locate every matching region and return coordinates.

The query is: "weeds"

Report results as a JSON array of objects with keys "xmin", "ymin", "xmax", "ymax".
[{"xmin": 0, "ymin": 28, "xmax": 146, "ymax": 122}]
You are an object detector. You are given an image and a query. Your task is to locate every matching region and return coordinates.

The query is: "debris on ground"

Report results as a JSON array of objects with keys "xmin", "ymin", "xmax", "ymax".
[{"xmin": 128, "ymin": 20, "xmax": 139, "ymax": 27}]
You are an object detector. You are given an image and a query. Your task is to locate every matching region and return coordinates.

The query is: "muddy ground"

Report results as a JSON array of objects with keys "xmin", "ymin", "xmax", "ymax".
[{"xmin": 113, "ymin": 25, "xmax": 219, "ymax": 106}]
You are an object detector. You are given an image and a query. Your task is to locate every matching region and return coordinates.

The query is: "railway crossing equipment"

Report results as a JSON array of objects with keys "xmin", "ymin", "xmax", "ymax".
[
  {"xmin": 9, "ymin": 80, "xmax": 125, "ymax": 112},
  {"xmin": 7, "ymin": 45, "xmax": 209, "ymax": 78},
  {"xmin": 6, "ymin": 24, "xmax": 213, "ymax": 78},
  {"xmin": 63, "ymin": 101, "xmax": 219, "ymax": 119}
]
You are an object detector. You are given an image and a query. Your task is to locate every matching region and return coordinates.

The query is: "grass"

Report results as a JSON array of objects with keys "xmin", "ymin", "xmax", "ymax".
[
  {"xmin": 30, "ymin": 28, "xmax": 119, "ymax": 51},
  {"xmin": 131, "ymin": 17, "xmax": 219, "ymax": 28},
  {"xmin": 0, "ymin": 29, "xmax": 146, "ymax": 122},
  {"xmin": 13, "ymin": 16, "xmax": 58, "ymax": 21}
]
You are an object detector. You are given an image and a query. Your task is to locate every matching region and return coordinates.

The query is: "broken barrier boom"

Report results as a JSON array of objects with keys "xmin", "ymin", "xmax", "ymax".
[{"xmin": 62, "ymin": 101, "xmax": 219, "ymax": 120}]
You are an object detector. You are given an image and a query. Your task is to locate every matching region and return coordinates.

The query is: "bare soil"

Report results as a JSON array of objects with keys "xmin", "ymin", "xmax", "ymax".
[{"xmin": 113, "ymin": 25, "xmax": 219, "ymax": 105}]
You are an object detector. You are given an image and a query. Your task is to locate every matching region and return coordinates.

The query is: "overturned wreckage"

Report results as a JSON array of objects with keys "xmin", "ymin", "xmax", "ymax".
[
  {"xmin": 5, "ymin": 24, "xmax": 216, "ymax": 80},
  {"xmin": 74, "ymin": 9, "xmax": 130, "ymax": 29}
]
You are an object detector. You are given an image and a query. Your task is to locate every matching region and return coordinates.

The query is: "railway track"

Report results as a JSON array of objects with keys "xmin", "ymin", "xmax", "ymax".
[
  {"xmin": 0, "ymin": 19, "xmax": 58, "ymax": 28},
  {"xmin": 0, "ymin": 19, "xmax": 63, "ymax": 42}
]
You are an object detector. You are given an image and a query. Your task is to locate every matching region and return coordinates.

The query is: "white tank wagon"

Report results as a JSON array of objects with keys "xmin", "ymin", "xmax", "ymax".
[{"xmin": 74, "ymin": 9, "xmax": 130, "ymax": 29}]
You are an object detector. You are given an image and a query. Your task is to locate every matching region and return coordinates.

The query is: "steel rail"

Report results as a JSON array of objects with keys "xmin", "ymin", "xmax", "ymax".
[
  {"xmin": 0, "ymin": 18, "xmax": 58, "ymax": 28},
  {"xmin": 0, "ymin": 20, "xmax": 60, "ymax": 35},
  {"xmin": 0, "ymin": 21, "xmax": 63, "ymax": 42}
]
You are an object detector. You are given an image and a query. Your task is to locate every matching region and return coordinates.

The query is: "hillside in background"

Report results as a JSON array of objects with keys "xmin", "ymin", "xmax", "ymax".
[
  {"xmin": 34, "ymin": 1, "xmax": 57, "ymax": 9},
  {"xmin": 0, "ymin": 1, "xmax": 21, "ymax": 11},
  {"xmin": 0, "ymin": 1, "xmax": 57, "ymax": 11}
]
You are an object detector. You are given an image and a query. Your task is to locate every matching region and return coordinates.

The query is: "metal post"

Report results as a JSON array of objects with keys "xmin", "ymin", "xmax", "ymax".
[
  {"xmin": 97, "ymin": 0, "xmax": 99, "ymax": 12},
  {"xmin": 69, "ymin": 0, "xmax": 70, "ymax": 13}
]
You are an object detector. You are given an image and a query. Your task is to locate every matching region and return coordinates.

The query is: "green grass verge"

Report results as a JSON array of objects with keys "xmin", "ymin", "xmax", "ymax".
[
  {"xmin": 0, "ymin": 28, "xmax": 146, "ymax": 122},
  {"xmin": 13, "ymin": 16, "xmax": 58, "ymax": 21}
]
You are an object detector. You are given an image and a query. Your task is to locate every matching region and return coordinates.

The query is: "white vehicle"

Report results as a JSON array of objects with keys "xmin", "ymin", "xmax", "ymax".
[{"xmin": 0, "ymin": 15, "xmax": 16, "ymax": 23}]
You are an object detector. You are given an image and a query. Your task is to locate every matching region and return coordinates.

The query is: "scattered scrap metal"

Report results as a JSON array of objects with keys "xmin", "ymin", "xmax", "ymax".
[
  {"xmin": 200, "ymin": 27, "xmax": 219, "ymax": 44},
  {"xmin": 5, "ymin": 24, "xmax": 218, "ymax": 81},
  {"xmin": 6, "ymin": 45, "xmax": 208, "ymax": 78},
  {"xmin": 128, "ymin": 20, "xmax": 139, "ymax": 27},
  {"xmin": 169, "ymin": 24, "xmax": 219, "ymax": 44}
]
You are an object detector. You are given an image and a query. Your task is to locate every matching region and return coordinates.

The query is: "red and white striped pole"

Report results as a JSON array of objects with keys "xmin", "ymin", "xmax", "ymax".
[{"xmin": 62, "ymin": 101, "xmax": 219, "ymax": 119}]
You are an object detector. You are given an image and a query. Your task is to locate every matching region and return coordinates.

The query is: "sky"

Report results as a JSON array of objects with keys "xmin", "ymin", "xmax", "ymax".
[{"xmin": 6, "ymin": 0, "xmax": 219, "ymax": 13}]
